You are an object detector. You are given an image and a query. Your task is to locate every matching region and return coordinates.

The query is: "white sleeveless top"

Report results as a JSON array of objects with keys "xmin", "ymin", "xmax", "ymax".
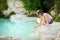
[
  {"xmin": 37, "ymin": 18, "xmax": 45, "ymax": 24},
  {"xmin": 37, "ymin": 18, "xmax": 41, "ymax": 23}
]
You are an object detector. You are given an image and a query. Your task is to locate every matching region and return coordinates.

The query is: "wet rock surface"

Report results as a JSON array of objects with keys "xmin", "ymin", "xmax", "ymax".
[{"xmin": 31, "ymin": 22, "xmax": 60, "ymax": 40}]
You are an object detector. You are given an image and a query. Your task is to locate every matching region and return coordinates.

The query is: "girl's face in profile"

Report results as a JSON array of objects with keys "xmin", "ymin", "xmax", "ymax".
[{"xmin": 37, "ymin": 13, "xmax": 42, "ymax": 18}]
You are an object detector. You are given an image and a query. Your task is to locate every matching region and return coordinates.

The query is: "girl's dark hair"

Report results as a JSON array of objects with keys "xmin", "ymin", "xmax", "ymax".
[{"xmin": 37, "ymin": 9, "xmax": 44, "ymax": 15}]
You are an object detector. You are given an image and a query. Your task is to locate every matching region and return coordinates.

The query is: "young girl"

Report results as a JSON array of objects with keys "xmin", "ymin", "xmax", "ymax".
[{"xmin": 35, "ymin": 10, "xmax": 53, "ymax": 28}]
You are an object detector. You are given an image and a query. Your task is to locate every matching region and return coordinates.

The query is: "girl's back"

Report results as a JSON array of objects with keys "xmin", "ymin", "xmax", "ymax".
[{"xmin": 43, "ymin": 13, "xmax": 52, "ymax": 24}]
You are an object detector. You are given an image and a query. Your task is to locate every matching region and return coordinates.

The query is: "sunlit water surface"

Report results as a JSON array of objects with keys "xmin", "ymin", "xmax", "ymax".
[{"xmin": 0, "ymin": 19, "xmax": 36, "ymax": 40}]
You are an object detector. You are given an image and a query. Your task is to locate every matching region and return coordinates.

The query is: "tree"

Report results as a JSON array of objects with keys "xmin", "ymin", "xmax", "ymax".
[
  {"xmin": 21, "ymin": 0, "xmax": 54, "ymax": 13},
  {"xmin": 21, "ymin": 0, "xmax": 41, "ymax": 11},
  {"xmin": 30, "ymin": 0, "xmax": 41, "ymax": 10},
  {"xmin": 41, "ymin": 0, "xmax": 54, "ymax": 13}
]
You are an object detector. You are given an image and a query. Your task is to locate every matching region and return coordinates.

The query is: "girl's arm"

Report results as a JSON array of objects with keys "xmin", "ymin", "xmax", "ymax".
[{"xmin": 35, "ymin": 17, "xmax": 45, "ymax": 28}]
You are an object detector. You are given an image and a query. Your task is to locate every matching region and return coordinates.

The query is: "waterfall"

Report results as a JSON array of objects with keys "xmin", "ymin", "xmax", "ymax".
[
  {"xmin": 3, "ymin": 0, "xmax": 26, "ymax": 16},
  {"xmin": 3, "ymin": 0, "xmax": 28, "ymax": 22}
]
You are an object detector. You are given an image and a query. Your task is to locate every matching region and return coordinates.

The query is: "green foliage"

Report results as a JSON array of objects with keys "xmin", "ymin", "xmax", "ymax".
[
  {"xmin": 0, "ymin": 0, "xmax": 8, "ymax": 18},
  {"xmin": 55, "ymin": 17, "xmax": 60, "ymax": 22},
  {"xmin": 0, "ymin": 11, "xmax": 5, "ymax": 18},
  {"xmin": 21, "ymin": 0, "xmax": 41, "ymax": 11},
  {"xmin": 0, "ymin": 11, "xmax": 15, "ymax": 19},
  {"xmin": 51, "ymin": 0, "xmax": 60, "ymax": 22},
  {"xmin": 41, "ymin": 0, "xmax": 54, "ymax": 12},
  {"xmin": 4, "ymin": 11, "xmax": 16, "ymax": 19},
  {"xmin": 0, "ymin": 0, "xmax": 8, "ymax": 10},
  {"xmin": 30, "ymin": 0, "xmax": 41, "ymax": 10},
  {"xmin": 9, "ymin": 11, "xmax": 16, "ymax": 16},
  {"xmin": 21, "ymin": 0, "xmax": 54, "ymax": 12},
  {"xmin": 22, "ymin": 0, "xmax": 31, "ymax": 10},
  {"xmin": 55, "ymin": 0, "xmax": 60, "ymax": 14}
]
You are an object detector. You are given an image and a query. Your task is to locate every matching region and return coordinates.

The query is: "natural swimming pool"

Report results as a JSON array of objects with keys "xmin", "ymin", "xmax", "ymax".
[{"xmin": 0, "ymin": 19, "xmax": 36, "ymax": 40}]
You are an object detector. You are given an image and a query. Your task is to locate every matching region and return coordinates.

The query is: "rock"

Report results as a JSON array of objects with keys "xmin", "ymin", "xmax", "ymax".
[
  {"xmin": 3, "ymin": 0, "xmax": 26, "ymax": 16},
  {"xmin": 31, "ymin": 22, "xmax": 60, "ymax": 40}
]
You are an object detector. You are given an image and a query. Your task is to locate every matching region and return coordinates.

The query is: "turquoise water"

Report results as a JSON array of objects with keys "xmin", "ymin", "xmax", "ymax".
[{"xmin": 0, "ymin": 19, "xmax": 36, "ymax": 40}]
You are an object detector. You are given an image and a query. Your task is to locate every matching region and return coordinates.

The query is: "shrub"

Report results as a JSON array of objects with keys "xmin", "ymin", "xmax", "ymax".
[
  {"xmin": 4, "ymin": 11, "xmax": 16, "ymax": 19},
  {"xmin": 27, "ymin": 13, "xmax": 37, "ymax": 17},
  {"xmin": 0, "ymin": 10, "xmax": 5, "ymax": 18},
  {"xmin": 56, "ymin": 18, "xmax": 60, "ymax": 22},
  {"xmin": 0, "ymin": 0, "xmax": 8, "ymax": 10},
  {"xmin": 21, "ymin": 0, "xmax": 54, "ymax": 13}
]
